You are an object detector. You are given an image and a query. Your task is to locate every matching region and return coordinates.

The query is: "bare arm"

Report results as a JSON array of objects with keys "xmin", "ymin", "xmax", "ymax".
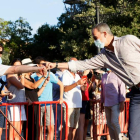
[
  {"xmin": 80, "ymin": 83, "xmax": 87, "ymax": 92},
  {"xmin": 46, "ymin": 54, "xmax": 105, "ymax": 73},
  {"xmin": 64, "ymin": 78, "xmax": 86, "ymax": 92},
  {"xmin": 37, "ymin": 77, "xmax": 50, "ymax": 97},
  {"xmin": 4, "ymin": 65, "xmax": 46, "ymax": 75},
  {"xmin": 7, "ymin": 74, "xmax": 24, "ymax": 89},
  {"xmin": 23, "ymin": 76, "xmax": 46, "ymax": 89}
]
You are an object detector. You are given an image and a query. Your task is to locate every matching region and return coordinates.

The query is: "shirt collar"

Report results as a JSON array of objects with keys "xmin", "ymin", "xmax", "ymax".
[
  {"xmin": 66, "ymin": 70, "xmax": 77, "ymax": 79},
  {"xmin": 104, "ymin": 36, "xmax": 120, "ymax": 53},
  {"xmin": 112, "ymin": 36, "xmax": 120, "ymax": 47}
]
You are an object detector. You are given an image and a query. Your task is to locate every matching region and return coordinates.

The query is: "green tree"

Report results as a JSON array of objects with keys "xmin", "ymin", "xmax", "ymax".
[
  {"xmin": 0, "ymin": 18, "xmax": 9, "ymax": 42},
  {"xmin": 29, "ymin": 23, "xmax": 64, "ymax": 61},
  {"xmin": 58, "ymin": 1, "xmax": 97, "ymax": 61},
  {"xmin": 57, "ymin": 0, "xmax": 140, "ymax": 61},
  {"xmin": 5, "ymin": 17, "xmax": 33, "ymax": 63}
]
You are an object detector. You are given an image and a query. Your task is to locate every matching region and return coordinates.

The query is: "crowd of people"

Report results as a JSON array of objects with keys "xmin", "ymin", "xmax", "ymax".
[
  {"xmin": 0, "ymin": 49, "xmax": 129, "ymax": 140},
  {"xmin": 0, "ymin": 22, "xmax": 140, "ymax": 140}
]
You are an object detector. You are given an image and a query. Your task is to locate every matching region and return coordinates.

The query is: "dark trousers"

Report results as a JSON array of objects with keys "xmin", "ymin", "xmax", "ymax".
[{"xmin": 128, "ymin": 87, "xmax": 140, "ymax": 140}]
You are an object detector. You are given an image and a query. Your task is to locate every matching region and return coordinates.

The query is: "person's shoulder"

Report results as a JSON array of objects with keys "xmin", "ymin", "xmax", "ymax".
[
  {"xmin": 50, "ymin": 72, "xmax": 58, "ymax": 80},
  {"xmin": 75, "ymin": 73, "xmax": 80, "ymax": 79},
  {"xmin": 62, "ymin": 70, "xmax": 69, "ymax": 76},
  {"xmin": 102, "ymin": 72, "xmax": 108, "ymax": 77},
  {"xmin": 31, "ymin": 73, "xmax": 37, "ymax": 78},
  {"xmin": 121, "ymin": 35, "xmax": 139, "ymax": 42}
]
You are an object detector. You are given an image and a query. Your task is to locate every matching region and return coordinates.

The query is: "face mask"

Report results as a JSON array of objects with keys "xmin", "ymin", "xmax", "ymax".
[
  {"xmin": 94, "ymin": 39, "xmax": 104, "ymax": 49},
  {"xmin": 99, "ymin": 87, "xmax": 101, "ymax": 91},
  {"xmin": 0, "ymin": 57, "xmax": 2, "ymax": 64}
]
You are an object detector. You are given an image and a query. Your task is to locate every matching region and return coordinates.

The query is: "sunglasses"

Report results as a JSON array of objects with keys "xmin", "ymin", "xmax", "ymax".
[{"xmin": 0, "ymin": 51, "xmax": 3, "ymax": 54}]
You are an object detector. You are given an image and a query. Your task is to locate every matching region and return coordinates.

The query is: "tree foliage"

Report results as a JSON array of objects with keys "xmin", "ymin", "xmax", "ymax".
[
  {"xmin": 28, "ymin": 23, "xmax": 64, "ymax": 61},
  {"xmin": 5, "ymin": 17, "xmax": 33, "ymax": 63},
  {"xmin": 0, "ymin": 0, "xmax": 140, "ymax": 63}
]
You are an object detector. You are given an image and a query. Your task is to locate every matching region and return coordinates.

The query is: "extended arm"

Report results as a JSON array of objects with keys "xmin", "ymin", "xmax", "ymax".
[
  {"xmin": 46, "ymin": 53, "xmax": 105, "ymax": 73},
  {"xmin": 4, "ymin": 65, "xmax": 46, "ymax": 75},
  {"xmin": 23, "ymin": 76, "xmax": 46, "ymax": 89}
]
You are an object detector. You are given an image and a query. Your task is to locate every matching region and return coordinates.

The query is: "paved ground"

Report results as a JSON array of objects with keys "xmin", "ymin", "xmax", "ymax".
[
  {"xmin": 1, "ymin": 120, "xmax": 129, "ymax": 140},
  {"xmin": 86, "ymin": 119, "xmax": 129, "ymax": 140}
]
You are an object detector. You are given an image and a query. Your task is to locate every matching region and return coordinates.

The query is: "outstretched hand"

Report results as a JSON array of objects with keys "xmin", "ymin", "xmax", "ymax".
[
  {"xmin": 77, "ymin": 78, "xmax": 87, "ymax": 86},
  {"xmin": 45, "ymin": 62, "xmax": 56, "ymax": 70},
  {"xmin": 38, "ymin": 66, "xmax": 47, "ymax": 76}
]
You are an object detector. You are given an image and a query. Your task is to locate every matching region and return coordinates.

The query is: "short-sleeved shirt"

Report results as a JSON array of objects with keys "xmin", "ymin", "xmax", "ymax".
[
  {"xmin": 0, "ymin": 75, "xmax": 7, "ymax": 103},
  {"xmin": 0, "ymin": 65, "xmax": 11, "ymax": 76},
  {"xmin": 62, "ymin": 70, "xmax": 82, "ymax": 108},
  {"xmin": 31, "ymin": 72, "xmax": 58, "ymax": 102}
]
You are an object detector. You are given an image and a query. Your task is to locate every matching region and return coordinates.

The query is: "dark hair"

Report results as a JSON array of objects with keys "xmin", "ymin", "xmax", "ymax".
[
  {"xmin": 0, "ymin": 43, "xmax": 4, "ymax": 52},
  {"xmin": 11, "ymin": 58, "xmax": 22, "ymax": 65},
  {"xmin": 34, "ymin": 56, "xmax": 45, "ymax": 64}
]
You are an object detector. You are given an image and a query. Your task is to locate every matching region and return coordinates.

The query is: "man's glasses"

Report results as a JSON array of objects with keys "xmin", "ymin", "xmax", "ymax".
[{"xmin": 0, "ymin": 51, "xmax": 3, "ymax": 54}]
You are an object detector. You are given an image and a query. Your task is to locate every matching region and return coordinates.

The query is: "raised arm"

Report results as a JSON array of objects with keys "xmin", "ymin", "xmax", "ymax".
[
  {"xmin": 2, "ymin": 65, "xmax": 47, "ymax": 76},
  {"xmin": 64, "ymin": 78, "xmax": 86, "ymax": 92},
  {"xmin": 45, "ymin": 53, "xmax": 105, "ymax": 73},
  {"xmin": 23, "ymin": 76, "xmax": 46, "ymax": 89},
  {"xmin": 7, "ymin": 74, "xmax": 24, "ymax": 89}
]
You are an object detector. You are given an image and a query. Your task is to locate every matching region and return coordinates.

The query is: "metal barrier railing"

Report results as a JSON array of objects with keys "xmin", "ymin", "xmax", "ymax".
[
  {"xmin": 92, "ymin": 100, "xmax": 129, "ymax": 140},
  {"xmin": 0, "ymin": 101, "xmax": 68, "ymax": 140}
]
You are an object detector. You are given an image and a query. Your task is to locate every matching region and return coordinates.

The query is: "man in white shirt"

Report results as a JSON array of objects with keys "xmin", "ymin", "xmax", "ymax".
[{"xmin": 62, "ymin": 58, "xmax": 86, "ymax": 140}]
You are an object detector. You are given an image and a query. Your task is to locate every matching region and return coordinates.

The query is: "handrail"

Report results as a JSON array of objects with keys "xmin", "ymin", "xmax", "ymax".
[{"xmin": 0, "ymin": 101, "xmax": 69, "ymax": 140}]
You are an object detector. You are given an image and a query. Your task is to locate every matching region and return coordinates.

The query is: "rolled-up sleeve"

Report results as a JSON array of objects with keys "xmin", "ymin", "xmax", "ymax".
[
  {"xmin": 68, "ymin": 53, "xmax": 105, "ymax": 73},
  {"xmin": 0, "ymin": 65, "xmax": 11, "ymax": 76}
]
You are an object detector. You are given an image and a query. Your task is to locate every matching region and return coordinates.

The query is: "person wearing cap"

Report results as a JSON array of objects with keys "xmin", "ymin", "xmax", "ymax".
[
  {"xmin": 45, "ymin": 23, "xmax": 140, "ymax": 140},
  {"xmin": 21, "ymin": 58, "xmax": 48, "ymax": 140}
]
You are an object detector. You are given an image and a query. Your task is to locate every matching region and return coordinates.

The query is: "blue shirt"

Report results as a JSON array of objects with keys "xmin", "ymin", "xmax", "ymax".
[
  {"xmin": 31, "ymin": 72, "xmax": 58, "ymax": 102},
  {"xmin": 53, "ymin": 71, "xmax": 63, "ymax": 101},
  {"xmin": 0, "ymin": 75, "xmax": 7, "ymax": 103}
]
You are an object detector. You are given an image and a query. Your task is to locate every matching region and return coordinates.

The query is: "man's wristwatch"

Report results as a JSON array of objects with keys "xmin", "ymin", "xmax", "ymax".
[{"xmin": 55, "ymin": 62, "xmax": 58, "ymax": 68}]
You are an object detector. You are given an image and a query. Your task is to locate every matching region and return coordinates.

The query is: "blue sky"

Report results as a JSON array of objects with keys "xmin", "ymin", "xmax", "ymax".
[{"xmin": 0, "ymin": 0, "xmax": 65, "ymax": 35}]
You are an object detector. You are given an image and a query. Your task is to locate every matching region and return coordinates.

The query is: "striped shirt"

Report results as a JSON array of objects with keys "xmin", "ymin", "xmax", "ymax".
[{"xmin": 68, "ymin": 35, "xmax": 140, "ymax": 87}]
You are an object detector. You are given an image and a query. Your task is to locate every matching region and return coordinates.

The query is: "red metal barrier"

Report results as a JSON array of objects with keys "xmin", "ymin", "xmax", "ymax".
[
  {"xmin": 92, "ymin": 100, "xmax": 129, "ymax": 140},
  {"xmin": 0, "ymin": 101, "xmax": 68, "ymax": 140}
]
